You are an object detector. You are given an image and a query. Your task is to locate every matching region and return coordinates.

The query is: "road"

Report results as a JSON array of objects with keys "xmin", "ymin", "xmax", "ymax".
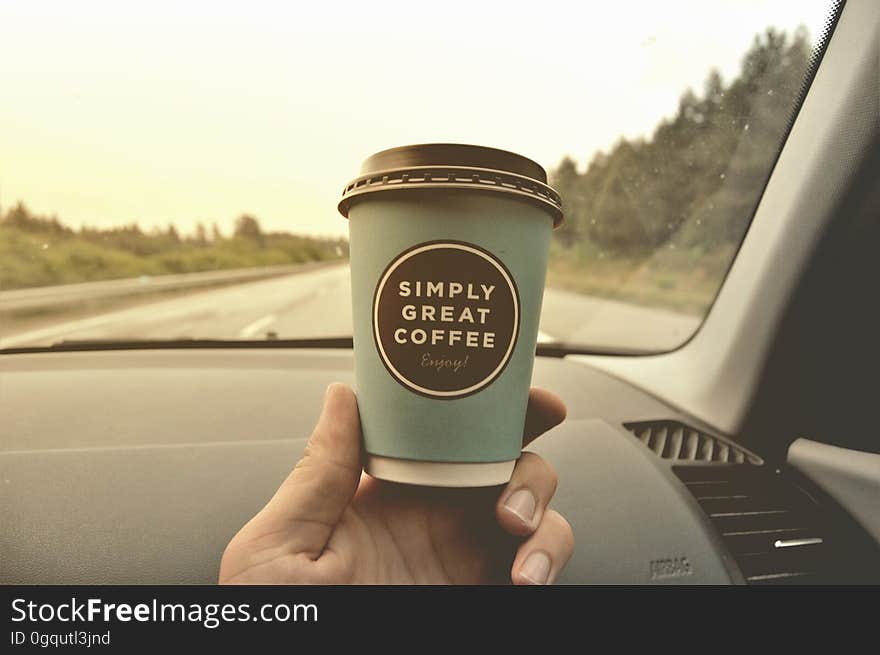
[{"xmin": 0, "ymin": 264, "xmax": 700, "ymax": 351}]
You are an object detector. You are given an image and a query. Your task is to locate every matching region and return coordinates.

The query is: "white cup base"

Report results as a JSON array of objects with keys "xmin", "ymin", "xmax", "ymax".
[{"xmin": 365, "ymin": 455, "xmax": 516, "ymax": 488}]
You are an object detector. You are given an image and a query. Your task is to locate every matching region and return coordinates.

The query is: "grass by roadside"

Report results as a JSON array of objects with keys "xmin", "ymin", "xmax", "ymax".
[
  {"xmin": 1, "ymin": 205, "xmax": 348, "ymax": 291},
  {"xmin": 545, "ymin": 243, "xmax": 736, "ymax": 316}
]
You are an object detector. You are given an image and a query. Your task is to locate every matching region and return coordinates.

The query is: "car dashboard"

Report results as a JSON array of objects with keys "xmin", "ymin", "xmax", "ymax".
[{"xmin": 1, "ymin": 347, "xmax": 877, "ymax": 584}]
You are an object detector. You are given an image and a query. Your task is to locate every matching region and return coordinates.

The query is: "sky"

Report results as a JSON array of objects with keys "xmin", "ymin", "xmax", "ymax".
[{"xmin": 0, "ymin": 0, "xmax": 833, "ymax": 238}]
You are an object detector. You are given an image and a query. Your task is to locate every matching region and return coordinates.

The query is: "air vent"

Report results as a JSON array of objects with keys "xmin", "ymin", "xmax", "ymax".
[
  {"xmin": 625, "ymin": 420, "xmax": 762, "ymax": 465},
  {"xmin": 674, "ymin": 465, "xmax": 879, "ymax": 585}
]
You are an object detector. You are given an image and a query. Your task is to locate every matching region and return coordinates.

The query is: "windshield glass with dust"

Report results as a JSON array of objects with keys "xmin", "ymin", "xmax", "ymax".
[{"xmin": 0, "ymin": 1, "xmax": 837, "ymax": 352}]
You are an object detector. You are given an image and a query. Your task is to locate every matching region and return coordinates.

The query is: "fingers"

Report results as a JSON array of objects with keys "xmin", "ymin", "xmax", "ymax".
[
  {"xmin": 256, "ymin": 383, "xmax": 363, "ymax": 558},
  {"xmin": 496, "ymin": 450, "xmax": 573, "ymax": 585},
  {"xmin": 496, "ymin": 452, "xmax": 558, "ymax": 537},
  {"xmin": 523, "ymin": 388, "xmax": 566, "ymax": 446},
  {"xmin": 510, "ymin": 510, "xmax": 574, "ymax": 585}
]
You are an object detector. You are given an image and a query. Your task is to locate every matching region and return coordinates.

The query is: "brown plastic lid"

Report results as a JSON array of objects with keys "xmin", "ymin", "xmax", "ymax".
[{"xmin": 338, "ymin": 143, "xmax": 563, "ymax": 227}]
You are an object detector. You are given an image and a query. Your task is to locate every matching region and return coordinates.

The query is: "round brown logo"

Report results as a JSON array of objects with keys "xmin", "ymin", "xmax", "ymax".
[{"xmin": 373, "ymin": 241, "xmax": 520, "ymax": 399}]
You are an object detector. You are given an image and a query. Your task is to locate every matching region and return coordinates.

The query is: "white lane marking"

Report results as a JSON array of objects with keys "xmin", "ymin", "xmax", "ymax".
[
  {"xmin": 1, "ymin": 288, "xmax": 232, "ymax": 347},
  {"xmin": 0, "ymin": 307, "xmax": 192, "ymax": 349},
  {"xmin": 537, "ymin": 330, "xmax": 556, "ymax": 344},
  {"xmin": 238, "ymin": 313, "xmax": 277, "ymax": 338},
  {"xmin": 0, "ymin": 267, "xmax": 346, "ymax": 348}
]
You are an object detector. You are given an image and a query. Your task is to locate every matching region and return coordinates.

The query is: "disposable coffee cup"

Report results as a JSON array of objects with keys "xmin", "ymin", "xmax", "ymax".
[{"xmin": 338, "ymin": 144, "xmax": 563, "ymax": 487}]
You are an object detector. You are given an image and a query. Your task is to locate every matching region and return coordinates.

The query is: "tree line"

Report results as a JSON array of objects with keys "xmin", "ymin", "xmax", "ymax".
[
  {"xmin": 0, "ymin": 204, "xmax": 347, "ymax": 289},
  {"xmin": 550, "ymin": 27, "xmax": 812, "ymax": 257}
]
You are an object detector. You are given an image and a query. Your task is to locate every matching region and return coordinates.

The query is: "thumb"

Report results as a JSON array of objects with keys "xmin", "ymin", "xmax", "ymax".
[{"xmin": 258, "ymin": 383, "xmax": 363, "ymax": 558}]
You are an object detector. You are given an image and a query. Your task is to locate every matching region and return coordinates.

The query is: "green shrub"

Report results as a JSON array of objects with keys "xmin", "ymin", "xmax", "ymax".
[{"xmin": 0, "ymin": 205, "xmax": 347, "ymax": 290}]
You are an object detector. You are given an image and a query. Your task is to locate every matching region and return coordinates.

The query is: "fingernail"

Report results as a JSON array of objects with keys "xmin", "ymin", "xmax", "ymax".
[
  {"xmin": 320, "ymin": 384, "xmax": 339, "ymax": 419},
  {"xmin": 324, "ymin": 382, "xmax": 342, "ymax": 403},
  {"xmin": 520, "ymin": 551, "xmax": 551, "ymax": 585},
  {"xmin": 504, "ymin": 488, "xmax": 536, "ymax": 524}
]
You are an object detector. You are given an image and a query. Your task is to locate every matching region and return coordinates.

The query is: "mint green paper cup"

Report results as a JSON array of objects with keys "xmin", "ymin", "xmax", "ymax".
[{"xmin": 338, "ymin": 144, "xmax": 563, "ymax": 487}]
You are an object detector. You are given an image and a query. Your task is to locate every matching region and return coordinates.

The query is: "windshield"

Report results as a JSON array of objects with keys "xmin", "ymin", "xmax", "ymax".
[{"xmin": 0, "ymin": 1, "xmax": 837, "ymax": 352}]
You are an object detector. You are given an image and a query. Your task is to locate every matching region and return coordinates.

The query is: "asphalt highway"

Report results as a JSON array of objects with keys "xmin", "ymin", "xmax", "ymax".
[{"xmin": 0, "ymin": 264, "xmax": 700, "ymax": 351}]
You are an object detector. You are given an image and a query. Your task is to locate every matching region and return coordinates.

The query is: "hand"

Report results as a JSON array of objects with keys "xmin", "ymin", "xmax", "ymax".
[{"xmin": 219, "ymin": 383, "xmax": 573, "ymax": 585}]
